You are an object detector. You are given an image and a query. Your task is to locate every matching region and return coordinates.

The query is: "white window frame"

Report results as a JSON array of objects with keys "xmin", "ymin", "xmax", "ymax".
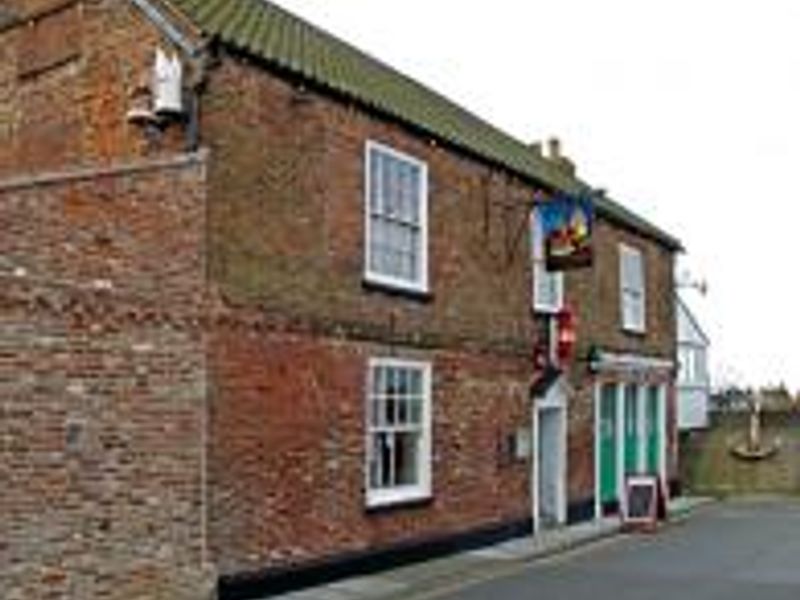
[
  {"xmin": 531, "ymin": 208, "xmax": 564, "ymax": 313},
  {"xmin": 619, "ymin": 243, "xmax": 646, "ymax": 333},
  {"xmin": 364, "ymin": 141, "xmax": 429, "ymax": 294},
  {"xmin": 365, "ymin": 357, "xmax": 433, "ymax": 508}
]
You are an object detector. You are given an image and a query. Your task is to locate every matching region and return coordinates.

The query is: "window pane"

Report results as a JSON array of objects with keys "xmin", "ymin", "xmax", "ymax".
[
  {"xmin": 396, "ymin": 367, "xmax": 409, "ymax": 396},
  {"xmin": 379, "ymin": 432, "xmax": 393, "ymax": 487},
  {"xmin": 397, "ymin": 397, "xmax": 408, "ymax": 425},
  {"xmin": 385, "ymin": 394, "xmax": 396, "ymax": 426},
  {"xmin": 370, "ymin": 149, "xmax": 382, "ymax": 213},
  {"xmin": 410, "ymin": 167, "xmax": 420, "ymax": 223},
  {"xmin": 369, "ymin": 216, "xmax": 384, "ymax": 272},
  {"xmin": 369, "ymin": 453, "xmax": 379, "ymax": 488},
  {"xmin": 369, "ymin": 433, "xmax": 386, "ymax": 488},
  {"xmin": 409, "ymin": 397, "xmax": 422, "ymax": 425},
  {"xmin": 397, "ymin": 226, "xmax": 411, "ymax": 254},
  {"xmin": 380, "ymin": 224, "xmax": 397, "ymax": 277},
  {"xmin": 372, "ymin": 365, "xmax": 385, "ymax": 396},
  {"xmin": 632, "ymin": 254, "xmax": 643, "ymax": 289},
  {"xmin": 621, "ymin": 247, "xmax": 644, "ymax": 293},
  {"xmin": 394, "ymin": 431, "xmax": 419, "ymax": 486},
  {"xmin": 397, "ymin": 163, "xmax": 410, "ymax": 222},
  {"xmin": 409, "ymin": 370, "xmax": 422, "ymax": 396},
  {"xmin": 370, "ymin": 397, "xmax": 379, "ymax": 427},
  {"xmin": 382, "ymin": 155, "xmax": 394, "ymax": 215}
]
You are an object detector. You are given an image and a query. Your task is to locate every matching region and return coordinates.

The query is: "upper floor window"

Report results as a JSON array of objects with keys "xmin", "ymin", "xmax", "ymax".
[
  {"xmin": 365, "ymin": 141, "xmax": 429, "ymax": 293},
  {"xmin": 619, "ymin": 244, "xmax": 646, "ymax": 333},
  {"xmin": 531, "ymin": 208, "xmax": 564, "ymax": 313}
]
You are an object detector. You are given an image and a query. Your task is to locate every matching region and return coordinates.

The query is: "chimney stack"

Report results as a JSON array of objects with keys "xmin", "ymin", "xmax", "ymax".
[
  {"xmin": 540, "ymin": 136, "xmax": 576, "ymax": 177},
  {"xmin": 547, "ymin": 137, "xmax": 562, "ymax": 161}
]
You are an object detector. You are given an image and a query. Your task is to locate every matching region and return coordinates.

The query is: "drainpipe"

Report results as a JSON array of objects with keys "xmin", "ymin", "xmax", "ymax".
[
  {"xmin": 129, "ymin": 0, "xmax": 198, "ymax": 57},
  {"xmin": 184, "ymin": 46, "xmax": 211, "ymax": 152}
]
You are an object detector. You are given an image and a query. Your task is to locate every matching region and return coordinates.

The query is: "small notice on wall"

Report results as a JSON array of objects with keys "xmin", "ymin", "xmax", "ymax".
[{"xmin": 623, "ymin": 475, "xmax": 660, "ymax": 532}]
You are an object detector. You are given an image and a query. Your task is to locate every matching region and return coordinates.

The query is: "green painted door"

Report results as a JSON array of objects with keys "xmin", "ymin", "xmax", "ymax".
[
  {"xmin": 624, "ymin": 384, "xmax": 639, "ymax": 475},
  {"xmin": 599, "ymin": 384, "xmax": 618, "ymax": 504},
  {"xmin": 646, "ymin": 386, "xmax": 660, "ymax": 474}
]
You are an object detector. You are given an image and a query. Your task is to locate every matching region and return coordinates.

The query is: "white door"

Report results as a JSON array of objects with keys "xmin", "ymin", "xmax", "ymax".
[
  {"xmin": 533, "ymin": 377, "xmax": 568, "ymax": 532},
  {"xmin": 538, "ymin": 407, "xmax": 563, "ymax": 527}
]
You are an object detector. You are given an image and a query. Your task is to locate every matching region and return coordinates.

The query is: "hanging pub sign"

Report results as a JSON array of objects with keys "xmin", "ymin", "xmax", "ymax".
[{"xmin": 539, "ymin": 194, "xmax": 594, "ymax": 271}]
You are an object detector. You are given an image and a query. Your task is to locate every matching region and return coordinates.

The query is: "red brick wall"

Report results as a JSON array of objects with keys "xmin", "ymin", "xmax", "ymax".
[
  {"xmin": 0, "ymin": 156, "xmax": 213, "ymax": 600},
  {"xmin": 0, "ymin": 2, "xmax": 680, "ymax": 592},
  {"xmin": 565, "ymin": 218, "xmax": 676, "ymax": 361},
  {"xmin": 201, "ymin": 55, "xmax": 540, "ymax": 575},
  {"xmin": 0, "ymin": 0, "xmax": 190, "ymax": 178},
  {"xmin": 208, "ymin": 325, "xmax": 531, "ymax": 574},
  {"xmin": 202, "ymin": 57, "xmax": 537, "ymax": 350},
  {"xmin": 562, "ymin": 216, "xmax": 678, "ymax": 503}
]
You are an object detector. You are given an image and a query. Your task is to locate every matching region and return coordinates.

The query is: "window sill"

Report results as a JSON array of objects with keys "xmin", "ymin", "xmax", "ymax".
[
  {"xmin": 533, "ymin": 304, "xmax": 563, "ymax": 315},
  {"xmin": 362, "ymin": 277, "xmax": 433, "ymax": 303},
  {"xmin": 621, "ymin": 326, "xmax": 647, "ymax": 337},
  {"xmin": 365, "ymin": 491, "xmax": 433, "ymax": 514}
]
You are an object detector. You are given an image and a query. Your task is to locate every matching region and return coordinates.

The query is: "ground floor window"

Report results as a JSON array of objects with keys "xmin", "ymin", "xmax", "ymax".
[{"xmin": 366, "ymin": 358, "xmax": 432, "ymax": 507}]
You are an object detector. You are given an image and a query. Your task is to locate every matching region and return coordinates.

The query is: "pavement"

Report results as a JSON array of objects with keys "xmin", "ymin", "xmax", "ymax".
[
  {"xmin": 266, "ymin": 496, "xmax": 714, "ymax": 600},
  {"xmin": 440, "ymin": 496, "xmax": 800, "ymax": 599}
]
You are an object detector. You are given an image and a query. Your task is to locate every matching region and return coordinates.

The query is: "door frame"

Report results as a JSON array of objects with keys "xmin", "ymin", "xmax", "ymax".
[
  {"xmin": 594, "ymin": 380, "xmax": 669, "ymax": 519},
  {"xmin": 594, "ymin": 381, "xmax": 626, "ymax": 519},
  {"xmin": 532, "ymin": 378, "xmax": 568, "ymax": 533},
  {"xmin": 658, "ymin": 385, "xmax": 668, "ymax": 500}
]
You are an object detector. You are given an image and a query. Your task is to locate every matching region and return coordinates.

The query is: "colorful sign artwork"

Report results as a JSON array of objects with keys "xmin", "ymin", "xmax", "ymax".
[{"xmin": 539, "ymin": 195, "xmax": 594, "ymax": 271}]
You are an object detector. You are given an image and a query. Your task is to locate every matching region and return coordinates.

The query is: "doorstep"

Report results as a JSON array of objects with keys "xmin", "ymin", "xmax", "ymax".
[{"xmin": 261, "ymin": 497, "xmax": 712, "ymax": 600}]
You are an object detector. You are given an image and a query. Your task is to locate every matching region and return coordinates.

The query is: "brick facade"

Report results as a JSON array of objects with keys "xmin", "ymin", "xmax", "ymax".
[
  {"xmin": 0, "ymin": 0, "xmax": 188, "ymax": 178},
  {"xmin": 0, "ymin": 2, "xmax": 680, "ymax": 598},
  {"xmin": 562, "ymin": 217, "xmax": 678, "ymax": 510},
  {"xmin": 202, "ymin": 55, "xmax": 539, "ymax": 578},
  {"xmin": 1, "ymin": 2, "xmax": 213, "ymax": 599},
  {"xmin": 0, "ymin": 156, "xmax": 211, "ymax": 600}
]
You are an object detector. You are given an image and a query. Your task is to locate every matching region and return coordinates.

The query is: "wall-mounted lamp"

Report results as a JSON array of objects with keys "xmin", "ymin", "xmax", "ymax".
[{"xmin": 587, "ymin": 345, "xmax": 602, "ymax": 374}]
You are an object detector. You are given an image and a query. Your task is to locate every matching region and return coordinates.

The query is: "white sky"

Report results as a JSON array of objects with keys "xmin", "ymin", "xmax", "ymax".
[{"xmin": 272, "ymin": 0, "xmax": 800, "ymax": 391}]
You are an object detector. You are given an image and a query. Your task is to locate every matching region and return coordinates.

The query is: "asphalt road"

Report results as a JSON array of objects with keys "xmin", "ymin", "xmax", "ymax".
[{"xmin": 436, "ymin": 499, "xmax": 800, "ymax": 600}]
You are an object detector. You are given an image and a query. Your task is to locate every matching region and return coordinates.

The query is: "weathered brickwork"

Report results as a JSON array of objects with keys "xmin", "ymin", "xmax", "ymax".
[
  {"xmin": 201, "ymin": 55, "xmax": 540, "ymax": 576},
  {"xmin": 0, "ymin": 0, "xmax": 190, "ymax": 178},
  {"xmin": 0, "ymin": 157, "xmax": 212, "ymax": 600},
  {"xmin": 565, "ymin": 219, "xmax": 676, "ymax": 360},
  {"xmin": 202, "ymin": 57, "xmax": 537, "ymax": 351},
  {"xmin": 208, "ymin": 325, "xmax": 531, "ymax": 575},
  {"xmin": 1, "ymin": 2, "xmax": 681, "ymax": 596}
]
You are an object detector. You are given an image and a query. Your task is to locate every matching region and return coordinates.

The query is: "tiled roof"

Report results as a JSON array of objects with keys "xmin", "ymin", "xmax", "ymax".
[{"xmin": 164, "ymin": 0, "xmax": 682, "ymax": 250}]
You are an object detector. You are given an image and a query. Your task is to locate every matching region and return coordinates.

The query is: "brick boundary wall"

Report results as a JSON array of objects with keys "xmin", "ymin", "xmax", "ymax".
[{"xmin": 0, "ymin": 154, "xmax": 215, "ymax": 600}]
